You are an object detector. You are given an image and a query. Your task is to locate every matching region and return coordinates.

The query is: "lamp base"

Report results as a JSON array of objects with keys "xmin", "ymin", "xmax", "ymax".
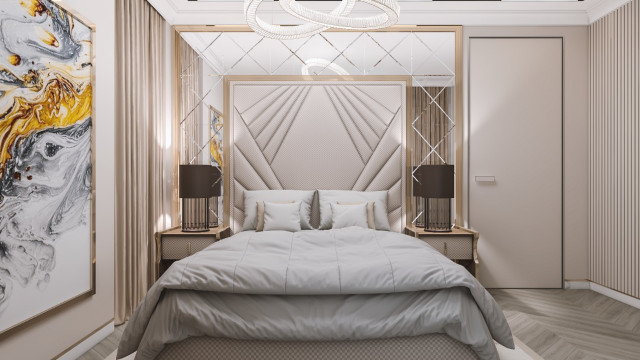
[
  {"xmin": 424, "ymin": 198, "xmax": 452, "ymax": 233},
  {"xmin": 209, "ymin": 196, "xmax": 219, "ymax": 228},
  {"xmin": 423, "ymin": 226, "xmax": 453, "ymax": 233},
  {"xmin": 181, "ymin": 228, "xmax": 210, "ymax": 233},
  {"xmin": 181, "ymin": 198, "xmax": 210, "ymax": 232}
]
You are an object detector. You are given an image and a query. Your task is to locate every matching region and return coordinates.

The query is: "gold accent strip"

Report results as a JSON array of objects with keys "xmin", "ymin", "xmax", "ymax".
[
  {"xmin": 453, "ymin": 26, "xmax": 463, "ymax": 226},
  {"xmin": 172, "ymin": 29, "xmax": 182, "ymax": 226},
  {"xmin": 51, "ymin": 319, "xmax": 114, "ymax": 360}
]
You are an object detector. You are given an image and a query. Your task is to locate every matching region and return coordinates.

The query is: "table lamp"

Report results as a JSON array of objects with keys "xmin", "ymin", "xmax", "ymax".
[
  {"xmin": 420, "ymin": 164, "xmax": 454, "ymax": 232},
  {"xmin": 179, "ymin": 165, "xmax": 221, "ymax": 232}
]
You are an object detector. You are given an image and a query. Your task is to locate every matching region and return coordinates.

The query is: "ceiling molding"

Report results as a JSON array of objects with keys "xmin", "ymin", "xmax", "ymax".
[
  {"xmin": 586, "ymin": 0, "xmax": 632, "ymax": 22},
  {"xmin": 147, "ymin": 0, "xmax": 627, "ymax": 26},
  {"xmin": 147, "ymin": 0, "xmax": 179, "ymax": 23}
]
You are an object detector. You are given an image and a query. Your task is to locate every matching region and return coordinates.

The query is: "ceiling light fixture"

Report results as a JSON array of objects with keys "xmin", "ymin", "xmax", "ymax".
[
  {"xmin": 244, "ymin": 0, "xmax": 356, "ymax": 40},
  {"xmin": 301, "ymin": 58, "xmax": 350, "ymax": 76},
  {"xmin": 244, "ymin": 0, "xmax": 400, "ymax": 40},
  {"xmin": 280, "ymin": 0, "xmax": 399, "ymax": 30}
]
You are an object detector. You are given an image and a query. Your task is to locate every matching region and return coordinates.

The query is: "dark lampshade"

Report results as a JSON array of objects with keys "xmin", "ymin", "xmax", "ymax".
[
  {"xmin": 179, "ymin": 165, "xmax": 222, "ymax": 198},
  {"xmin": 420, "ymin": 165, "xmax": 454, "ymax": 198},
  {"xmin": 412, "ymin": 166, "xmax": 425, "ymax": 197}
]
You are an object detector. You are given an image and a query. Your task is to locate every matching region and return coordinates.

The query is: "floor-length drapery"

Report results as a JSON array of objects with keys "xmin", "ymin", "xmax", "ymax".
[{"xmin": 115, "ymin": 0, "xmax": 172, "ymax": 324}]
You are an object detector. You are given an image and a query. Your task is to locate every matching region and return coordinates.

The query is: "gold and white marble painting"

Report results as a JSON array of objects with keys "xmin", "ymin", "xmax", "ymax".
[{"xmin": 0, "ymin": 0, "xmax": 93, "ymax": 333}]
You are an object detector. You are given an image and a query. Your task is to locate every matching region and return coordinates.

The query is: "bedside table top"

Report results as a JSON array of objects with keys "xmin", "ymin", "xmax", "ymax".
[
  {"xmin": 405, "ymin": 225, "xmax": 478, "ymax": 239},
  {"xmin": 159, "ymin": 226, "xmax": 230, "ymax": 236}
]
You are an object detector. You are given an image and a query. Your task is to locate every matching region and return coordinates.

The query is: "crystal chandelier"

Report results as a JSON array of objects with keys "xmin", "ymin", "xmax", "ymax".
[{"xmin": 245, "ymin": 0, "xmax": 400, "ymax": 40}]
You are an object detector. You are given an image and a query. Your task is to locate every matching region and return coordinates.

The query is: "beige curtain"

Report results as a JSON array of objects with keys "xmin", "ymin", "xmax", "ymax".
[{"xmin": 115, "ymin": 0, "xmax": 172, "ymax": 324}]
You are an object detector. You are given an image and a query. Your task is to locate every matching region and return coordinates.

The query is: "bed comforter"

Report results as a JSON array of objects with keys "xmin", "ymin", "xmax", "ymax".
[{"xmin": 117, "ymin": 227, "xmax": 513, "ymax": 360}]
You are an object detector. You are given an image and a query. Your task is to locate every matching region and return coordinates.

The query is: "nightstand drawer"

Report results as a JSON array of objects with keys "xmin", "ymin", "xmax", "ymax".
[
  {"xmin": 162, "ymin": 237, "xmax": 215, "ymax": 260},
  {"xmin": 421, "ymin": 237, "xmax": 473, "ymax": 260}
]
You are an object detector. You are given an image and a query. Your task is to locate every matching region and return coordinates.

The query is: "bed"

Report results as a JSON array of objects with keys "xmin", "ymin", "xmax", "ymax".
[
  {"xmin": 118, "ymin": 228, "xmax": 513, "ymax": 360},
  {"xmin": 117, "ymin": 79, "xmax": 513, "ymax": 359}
]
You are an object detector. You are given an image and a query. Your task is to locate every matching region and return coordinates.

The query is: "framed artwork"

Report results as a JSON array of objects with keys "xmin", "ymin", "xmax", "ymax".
[
  {"xmin": 0, "ymin": 0, "xmax": 95, "ymax": 336},
  {"xmin": 209, "ymin": 106, "xmax": 223, "ymax": 169},
  {"xmin": 209, "ymin": 106, "xmax": 223, "ymax": 226}
]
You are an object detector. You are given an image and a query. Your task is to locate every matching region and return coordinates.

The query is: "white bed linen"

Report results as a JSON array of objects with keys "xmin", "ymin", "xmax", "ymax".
[{"xmin": 118, "ymin": 228, "xmax": 513, "ymax": 360}]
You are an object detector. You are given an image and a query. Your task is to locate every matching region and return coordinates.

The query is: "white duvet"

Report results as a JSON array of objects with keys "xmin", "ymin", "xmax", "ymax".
[{"xmin": 118, "ymin": 227, "xmax": 514, "ymax": 360}]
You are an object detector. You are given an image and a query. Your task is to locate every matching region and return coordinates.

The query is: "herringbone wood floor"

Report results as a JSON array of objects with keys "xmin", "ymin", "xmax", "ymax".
[
  {"xmin": 79, "ymin": 290, "xmax": 640, "ymax": 360},
  {"xmin": 490, "ymin": 289, "xmax": 640, "ymax": 360}
]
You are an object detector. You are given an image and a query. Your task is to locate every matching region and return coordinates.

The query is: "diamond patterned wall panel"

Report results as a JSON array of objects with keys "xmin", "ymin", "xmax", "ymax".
[{"xmin": 179, "ymin": 31, "xmax": 456, "ymax": 226}]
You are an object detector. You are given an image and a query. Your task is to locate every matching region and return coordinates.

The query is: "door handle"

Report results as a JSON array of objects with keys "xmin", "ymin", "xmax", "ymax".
[{"xmin": 475, "ymin": 176, "xmax": 495, "ymax": 183}]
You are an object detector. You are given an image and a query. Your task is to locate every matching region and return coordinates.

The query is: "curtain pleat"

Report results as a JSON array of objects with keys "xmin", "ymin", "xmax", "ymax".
[{"xmin": 115, "ymin": 0, "xmax": 171, "ymax": 325}]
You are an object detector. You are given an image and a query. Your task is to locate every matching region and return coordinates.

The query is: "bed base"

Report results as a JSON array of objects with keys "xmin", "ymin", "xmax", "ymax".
[{"xmin": 156, "ymin": 334, "xmax": 480, "ymax": 359}]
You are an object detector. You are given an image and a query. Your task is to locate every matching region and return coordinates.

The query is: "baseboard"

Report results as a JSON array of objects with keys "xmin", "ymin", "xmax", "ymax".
[
  {"xmin": 590, "ymin": 282, "xmax": 640, "ymax": 310},
  {"xmin": 55, "ymin": 320, "xmax": 114, "ymax": 360},
  {"xmin": 563, "ymin": 280, "xmax": 640, "ymax": 310},
  {"xmin": 564, "ymin": 280, "xmax": 591, "ymax": 289}
]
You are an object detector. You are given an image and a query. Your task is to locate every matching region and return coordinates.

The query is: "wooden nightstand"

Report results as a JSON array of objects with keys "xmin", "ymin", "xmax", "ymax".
[
  {"xmin": 405, "ymin": 225, "xmax": 479, "ymax": 278},
  {"xmin": 155, "ymin": 226, "xmax": 231, "ymax": 278}
]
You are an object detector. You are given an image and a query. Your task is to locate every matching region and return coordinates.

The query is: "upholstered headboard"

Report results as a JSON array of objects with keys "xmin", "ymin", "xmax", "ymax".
[{"xmin": 224, "ymin": 77, "xmax": 408, "ymax": 233}]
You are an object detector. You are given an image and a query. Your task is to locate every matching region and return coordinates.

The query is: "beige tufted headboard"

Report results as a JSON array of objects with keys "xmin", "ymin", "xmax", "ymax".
[{"xmin": 223, "ymin": 76, "xmax": 409, "ymax": 233}]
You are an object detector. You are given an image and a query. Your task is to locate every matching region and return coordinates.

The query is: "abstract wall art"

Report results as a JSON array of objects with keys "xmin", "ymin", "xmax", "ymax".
[
  {"xmin": 0, "ymin": 0, "xmax": 94, "ymax": 335},
  {"xmin": 209, "ymin": 106, "xmax": 223, "ymax": 226}
]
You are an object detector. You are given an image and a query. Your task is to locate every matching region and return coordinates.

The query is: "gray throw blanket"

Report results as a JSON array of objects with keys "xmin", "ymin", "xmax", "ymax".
[{"xmin": 118, "ymin": 227, "xmax": 513, "ymax": 359}]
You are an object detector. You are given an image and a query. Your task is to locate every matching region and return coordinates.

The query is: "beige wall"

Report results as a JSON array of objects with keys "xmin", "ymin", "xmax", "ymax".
[
  {"xmin": 462, "ymin": 26, "xmax": 589, "ymax": 282},
  {"xmin": 0, "ymin": 0, "xmax": 116, "ymax": 358},
  {"xmin": 589, "ymin": 1, "xmax": 639, "ymax": 299}
]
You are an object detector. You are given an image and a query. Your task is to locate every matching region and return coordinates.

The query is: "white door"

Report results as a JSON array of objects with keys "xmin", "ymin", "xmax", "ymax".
[{"xmin": 469, "ymin": 38, "xmax": 563, "ymax": 288}]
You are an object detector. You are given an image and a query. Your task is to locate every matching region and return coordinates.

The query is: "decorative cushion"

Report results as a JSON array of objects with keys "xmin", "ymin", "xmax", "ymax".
[
  {"xmin": 331, "ymin": 203, "xmax": 369, "ymax": 229},
  {"xmin": 256, "ymin": 201, "xmax": 294, "ymax": 232},
  {"xmin": 337, "ymin": 201, "xmax": 375, "ymax": 229},
  {"xmin": 243, "ymin": 190, "xmax": 315, "ymax": 231},
  {"xmin": 318, "ymin": 190, "xmax": 390, "ymax": 230},
  {"xmin": 263, "ymin": 202, "xmax": 302, "ymax": 232}
]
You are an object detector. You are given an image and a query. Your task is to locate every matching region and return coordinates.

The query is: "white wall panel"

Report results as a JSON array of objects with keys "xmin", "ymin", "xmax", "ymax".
[
  {"xmin": 589, "ymin": 0, "xmax": 639, "ymax": 299},
  {"xmin": 469, "ymin": 38, "xmax": 563, "ymax": 288}
]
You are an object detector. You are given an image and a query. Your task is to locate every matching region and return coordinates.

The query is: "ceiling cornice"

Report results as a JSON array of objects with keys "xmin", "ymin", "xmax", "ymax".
[
  {"xmin": 586, "ymin": 0, "xmax": 632, "ymax": 23},
  {"xmin": 146, "ymin": 0, "xmax": 630, "ymax": 27}
]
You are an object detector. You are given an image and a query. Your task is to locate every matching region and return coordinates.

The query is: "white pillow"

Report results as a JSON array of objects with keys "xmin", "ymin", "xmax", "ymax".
[
  {"xmin": 337, "ymin": 201, "xmax": 375, "ymax": 229},
  {"xmin": 263, "ymin": 202, "xmax": 302, "ymax": 232},
  {"xmin": 256, "ymin": 201, "xmax": 294, "ymax": 232},
  {"xmin": 331, "ymin": 203, "xmax": 369, "ymax": 229},
  {"xmin": 318, "ymin": 190, "xmax": 390, "ymax": 230},
  {"xmin": 243, "ymin": 190, "xmax": 315, "ymax": 231}
]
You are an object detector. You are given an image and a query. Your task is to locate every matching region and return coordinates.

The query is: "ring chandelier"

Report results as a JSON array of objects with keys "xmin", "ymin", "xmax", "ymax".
[{"xmin": 244, "ymin": 0, "xmax": 400, "ymax": 40}]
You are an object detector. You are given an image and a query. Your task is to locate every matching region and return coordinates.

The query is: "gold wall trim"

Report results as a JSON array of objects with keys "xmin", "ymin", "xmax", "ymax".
[{"xmin": 175, "ymin": 25, "xmax": 463, "ymax": 229}]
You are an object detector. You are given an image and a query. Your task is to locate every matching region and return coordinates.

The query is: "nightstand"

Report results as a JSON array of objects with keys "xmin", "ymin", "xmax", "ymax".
[
  {"xmin": 405, "ymin": 225, "xmax": 479, "ymax": 278},
  {"xmin": 155, "ymin": 226, "xmax": 231, "ymax": 278}
]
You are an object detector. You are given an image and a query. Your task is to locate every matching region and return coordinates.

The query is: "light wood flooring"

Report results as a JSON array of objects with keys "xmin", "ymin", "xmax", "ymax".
[
  {"xmin": 490, "ymin": 289, "xmax": 640, "ymax": 360},
  {"xmin": 77, "ymin": 324, "xmax": 124, "ymax": 360},
  {"xmin": 78, "ymin": 289, "xmax": 640, "ymax": 360}
]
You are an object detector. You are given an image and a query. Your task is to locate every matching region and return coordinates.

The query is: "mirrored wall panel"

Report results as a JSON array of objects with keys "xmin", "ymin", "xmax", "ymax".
[{"xmin": 177, "ymin": 28, "xmax": 458, "ymax": 227}]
